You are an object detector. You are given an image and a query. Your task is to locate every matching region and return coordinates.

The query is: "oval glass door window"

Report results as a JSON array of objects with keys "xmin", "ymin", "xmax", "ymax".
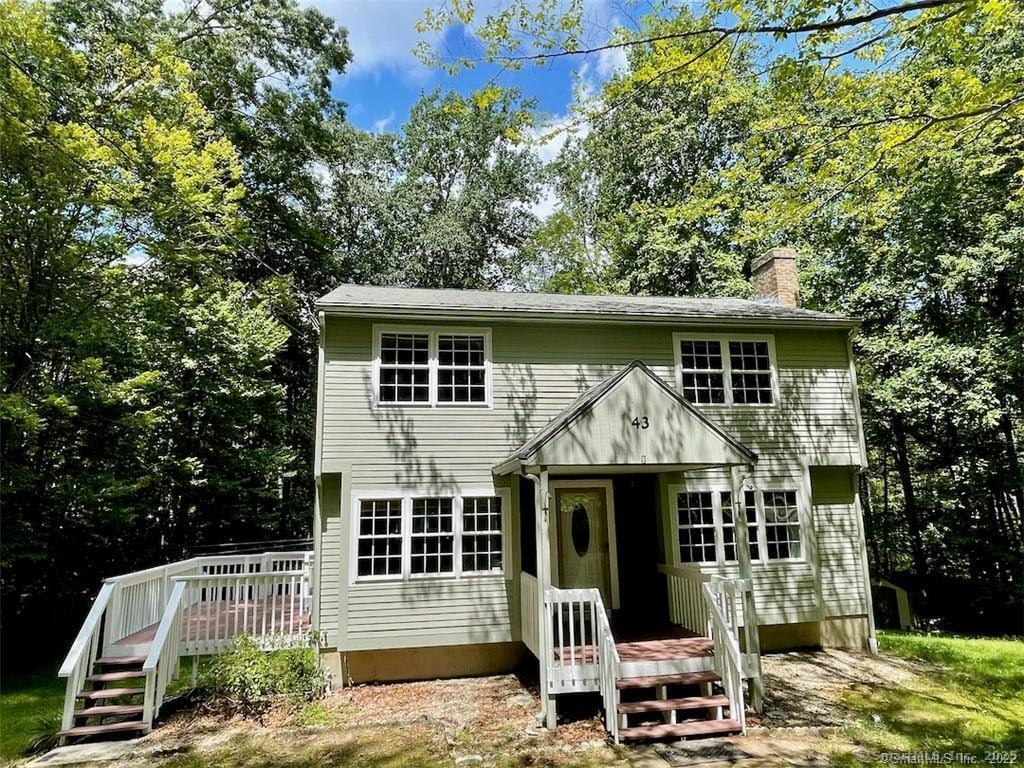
[{"xmin": 571, "ymin": 503, "xmax": 591, "ymax": 557}]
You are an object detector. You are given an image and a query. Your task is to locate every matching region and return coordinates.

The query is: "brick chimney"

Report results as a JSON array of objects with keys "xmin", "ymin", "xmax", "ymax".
[{"xmin": 751, "ymin": 247, "xmax": 799, "ymax": 308}]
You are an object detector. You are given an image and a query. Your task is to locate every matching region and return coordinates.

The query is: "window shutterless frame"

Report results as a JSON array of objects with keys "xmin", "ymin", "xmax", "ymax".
[
  {"xmin": 672, "ymin": 332, "xmax": 779, "ymax": 407},
  {"xmin": 371, "ymin": 325, "xmax": 493, "ymax": 409},
  {"xmin": 668, "ymin": 482, "xmax": 807, "ymax": 567},
  {"xmin": 349, "ymin": 487, "xmax": 510, "ymax": 584}
]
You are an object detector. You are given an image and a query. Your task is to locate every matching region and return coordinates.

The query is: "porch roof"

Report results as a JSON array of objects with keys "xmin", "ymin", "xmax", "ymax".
[{"xmin": 492, "ymin": 360, "xmax": 757, "ymax": 475}]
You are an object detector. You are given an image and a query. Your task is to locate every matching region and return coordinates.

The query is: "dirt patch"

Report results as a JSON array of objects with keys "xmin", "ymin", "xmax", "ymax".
[
  {"xmin": 33, "ymin": 650, "xmax": 934, "ymax": 767},
  {"xmin": 82, "ymin": 674, "xmax": 622, "ymax": 768},
  {"xmin": 754, "ymin": 648, "xmax": 937, "ymax": 731}
]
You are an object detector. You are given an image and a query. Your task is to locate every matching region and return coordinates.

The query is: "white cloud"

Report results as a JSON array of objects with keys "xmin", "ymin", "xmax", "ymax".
[
  {"xmin": 526, "ymin": 112, "xmax": 590, "ymax": 219},
  {"xmin": 312, "ymin": 0, "xmax": 435, "ymax": 77},
  {"xmin": 372, "ymin": 111, "xmax": 395, "ymax": 132},
  {"xmin": 595, "ymin": 45, "xmax": 627, "ymax": 78}
]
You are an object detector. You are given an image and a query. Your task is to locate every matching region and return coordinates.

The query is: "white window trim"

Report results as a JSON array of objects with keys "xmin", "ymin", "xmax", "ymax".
[
  {"xmin": 372, "ymin": 325, "xmax": 493, "ymax": 409},
  {"xmin": 758, "ymin": 488, "xmax": 806, "ymax": 563},
  {"xmin": 349, "ymin": 487, "xmax": 510, "ymax": 584},
  {"xmin": 668, "ymin": 482, "xmax": 807, "ymax": 567},
  {"xmin": 672, "ymin": 332, "xmax": 779, "ymax": 407}
]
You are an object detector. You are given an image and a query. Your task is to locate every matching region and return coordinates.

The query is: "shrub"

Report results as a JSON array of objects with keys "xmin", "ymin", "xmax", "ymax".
[{"xmin": 199, "ymin": 636, "xmax": 329, "ymax": 715}]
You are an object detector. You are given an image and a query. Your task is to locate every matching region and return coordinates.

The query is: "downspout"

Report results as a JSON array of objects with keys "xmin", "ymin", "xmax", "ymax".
[{"xmin": 521, "ymin": 467, "xmax": 553, "ymax": 728}]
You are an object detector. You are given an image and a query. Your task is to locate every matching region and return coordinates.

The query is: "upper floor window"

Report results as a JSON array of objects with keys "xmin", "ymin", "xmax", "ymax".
[
  {"xmin": 373, "ymin": 327, "xmax": 492, "ymax": 407},
  {"xmin": 674, "ymin": 335, "xmax": 777, "ymax": 406}
]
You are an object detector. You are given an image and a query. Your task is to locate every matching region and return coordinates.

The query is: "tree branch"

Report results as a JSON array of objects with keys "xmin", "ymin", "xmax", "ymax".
[{"xmin": 471, "ymin": 0, "xmax": 970, "ymax": 64}]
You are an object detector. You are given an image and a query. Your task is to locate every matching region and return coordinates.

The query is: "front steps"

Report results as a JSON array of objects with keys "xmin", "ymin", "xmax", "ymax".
[
  {"xmin": 59, "ymin": 654, "xmax": 151, "ymax": 744},
  {"xmin": 614, "ymin": 670, "xmax": 743, "ymax": 743}
]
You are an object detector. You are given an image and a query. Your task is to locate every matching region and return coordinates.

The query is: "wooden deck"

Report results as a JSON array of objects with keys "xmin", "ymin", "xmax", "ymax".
[
  {"xmin": 552, "ymin": 625, "xmax": 713, "ymax": 666},
  {"xmin": 113, "ymin": 595, "xmax": 311, "ymax": 648}
]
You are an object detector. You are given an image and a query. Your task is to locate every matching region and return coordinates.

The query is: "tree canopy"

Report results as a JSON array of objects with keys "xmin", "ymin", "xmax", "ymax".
[{"xmin": 1, "ymin": 0, "xmax": 1021, "ymax": 659}]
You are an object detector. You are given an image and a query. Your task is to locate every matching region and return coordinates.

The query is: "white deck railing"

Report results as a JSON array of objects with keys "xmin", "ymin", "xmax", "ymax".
[
  {"xmin": 520, "ymin": 572, "xmax": 540, "ymax": 656},
  {"xmin": 59, "ymin": 550, "xmax": 314, "ymax": 734},
  {"xmin": 660, "ymin": 564, "xmax": 763, "ymax": 711},
  {"xmin": 546, "ymin": 587, "xmax": 601, "ymax": 693}
]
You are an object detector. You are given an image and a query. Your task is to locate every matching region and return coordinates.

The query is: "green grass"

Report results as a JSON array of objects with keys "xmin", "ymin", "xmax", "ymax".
[
  {"xmin": 0, "ymin": 666, "xmax": 65, "ymax": 762},
  {"xmin": 835, "ymin": 630, "xmax": 1024, "ymax": 765}
]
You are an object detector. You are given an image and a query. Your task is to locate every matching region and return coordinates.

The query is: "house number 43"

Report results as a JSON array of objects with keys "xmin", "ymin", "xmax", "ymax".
[{"xmin": 630, "ymin": 416, "xmax": 650, "ymax": 430}]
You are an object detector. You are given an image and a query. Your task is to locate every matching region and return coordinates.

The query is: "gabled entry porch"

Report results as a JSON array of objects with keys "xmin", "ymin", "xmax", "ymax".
[{"xmin": 494, "ymin": 361, "xmax": 764, "ymax": 743}]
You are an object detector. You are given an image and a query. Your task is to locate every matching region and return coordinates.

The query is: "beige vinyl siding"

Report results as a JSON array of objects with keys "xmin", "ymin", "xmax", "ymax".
[
  {"xmin": 345, "ymin": 576, "xmax": 513, "ymax": 650},
  {"xmin": 319, "ymin": 315, "xmax": 865, "ymax": 650},
  {"xmin": 321, "ymin": 319, "xmax": 862, "ymax": 482},
  {"xmin": 812, "ymin": 467, "xmax": 871, "ymax": 617},
  {"xmin": 316, "ymin": 473, "xmax": 345, "ymax": 648}
]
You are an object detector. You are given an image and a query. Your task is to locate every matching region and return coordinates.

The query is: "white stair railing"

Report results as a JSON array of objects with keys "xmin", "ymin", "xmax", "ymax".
[
  {"xmin": 702, "ymin": 582, "xmax": 747, "ymax": 733},
  {"xmin": 142, "ymin": 581, "xmax": 187, "ymax": 727},
  {"xmin": 592, "ymin": 592, "xmax": 621, "ymax": 745},
  {"xmin": 659, "ymin": 565, "xmax": 763, "ymax": 712},
  {"xmin": 58, "ymin": 582, "xmax": 116, "ymax": 732}
]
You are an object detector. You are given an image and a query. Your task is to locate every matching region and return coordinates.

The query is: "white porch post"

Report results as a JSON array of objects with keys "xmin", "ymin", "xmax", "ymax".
[
  {"xmin": 731, "ymin": 464, "xmax": 764, "ymax": 712},
  {"xmin": 533, "ymin": 467, "xmax": 556, "ymax": 729}
]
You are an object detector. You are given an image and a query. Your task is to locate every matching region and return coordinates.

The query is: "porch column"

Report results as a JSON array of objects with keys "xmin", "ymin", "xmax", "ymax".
[
  {"xmin": 731, "ymin": 464, "xmax": 764, "ymax": 711},
  {"xmin": 533, "ymin": 467, "xmax": 556, "ymax": 729}
]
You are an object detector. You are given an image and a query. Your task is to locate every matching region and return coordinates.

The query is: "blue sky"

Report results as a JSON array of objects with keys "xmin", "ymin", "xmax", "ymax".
[{"xmin": 317, "ymin": 0, "xmax": 629, "ymax": 136}]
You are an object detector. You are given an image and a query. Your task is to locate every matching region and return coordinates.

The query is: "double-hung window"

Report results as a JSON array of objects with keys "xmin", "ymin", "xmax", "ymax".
[
  {"xmin": 762, "ymin": 490, "xmax": 802, "ymax": 559},
  {"xmin": 677, "ymin": 492, "xmax": 718, "ymax": 563},
  {"xmin": 461, "ymin": 496, "xmax": 504, "ymax": 573},
  {"xmin": 673, "ymin": 486, "xmax": 802, "ymax": 565},
  {"xmin": 374, "ymin": 328, "xmax": 491, "ymax": 407},
  {"xmin": 356, "ymin": 498, "xmax": 403, "ymax": 577},
  {"xmin": 722, "ymin": 491, "xmax": 761, "ymax": 562},
  {"xmin": 437, "ymin": 335, "xmax": 487, "ymax": 403},
  {"xmin": 410, "ymin": 498, "xmax": 454, "ymax": 575},
  {"xmin": 378, "ymin": 333, "xmax": 430, "ymax": 404},
  {"xmin": 674, "ymin": 335, "xmax": 777, "ymax": 406},
  {"xmin": 353, "ymin": 491, "xmax": 507, "ymax": 581}
]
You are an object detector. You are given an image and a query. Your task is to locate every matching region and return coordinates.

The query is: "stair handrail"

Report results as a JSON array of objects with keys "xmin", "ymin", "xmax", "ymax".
[
  {"xmin": 142, "ymin": 580, "xmax": 187, "ymax": 727},
  {"xmin": 589, "ymin": 588, "xmax": 621, "ymax": 745},
  {"xmin": 58, "ymin": 581, "xmax": 116, "ymax": 731},
  {"xmin": 702, "ymin": 581, "xmax": 746, "ymax": 733}
]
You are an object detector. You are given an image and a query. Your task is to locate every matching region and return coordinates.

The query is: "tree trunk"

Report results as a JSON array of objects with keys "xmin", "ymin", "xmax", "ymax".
[
  {"xmin": 860, "ymin": 472, "xmax": 882, "ymax": 573},
  {"xmin": 893, "ymin": 416, "xmax": 928, "ymax": 580}
]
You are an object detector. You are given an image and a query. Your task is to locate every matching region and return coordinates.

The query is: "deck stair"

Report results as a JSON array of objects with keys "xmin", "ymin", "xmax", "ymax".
[
  {"xmin": 58, "ymin": 550, "xmax": 314, "ymax": 745},
  {"xmin": 58, "ymin": 654, "xmax": 151, "ymax": 743},
  {"xmin": 611, "ymin": 646, "xmax": 743, "ymax": 742}
]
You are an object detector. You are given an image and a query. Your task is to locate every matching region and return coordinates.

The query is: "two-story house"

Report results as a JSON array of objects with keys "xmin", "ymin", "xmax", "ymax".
[{"xmin": 311, "ymin": 248, "xmax": 875, "ymax": 743}]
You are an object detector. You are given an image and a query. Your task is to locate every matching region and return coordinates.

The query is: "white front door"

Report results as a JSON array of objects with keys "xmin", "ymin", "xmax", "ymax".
[{"xmin": 552, "ymin": 482, "xmax": 619, "ymax": 609}]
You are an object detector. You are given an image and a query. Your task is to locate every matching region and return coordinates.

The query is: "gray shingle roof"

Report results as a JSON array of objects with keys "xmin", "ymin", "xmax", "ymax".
[{"xmin": 316, "ymin": 284, "xmax": 858, "ymax": 326}]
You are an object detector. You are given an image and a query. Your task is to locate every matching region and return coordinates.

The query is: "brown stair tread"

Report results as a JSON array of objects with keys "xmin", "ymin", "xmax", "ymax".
[
  {"xmin": 95, "ymin": 656, "xmax": 147, "ymax": 666},
  {"xmin": 618, "ymin": 694, "xmax": 730, "ymax": 714},
  {"xmin": 76, "ymin": 687, "xmax": 145, "ymax": 701},
  {"xmin": 616, "ymin": 671, "xmax": 720, "ymax": 690},
  {"xmin": 58, "ymin": 721, "xmax": 148, "ymax": 738},
  {"xmin": 86, "ymin": 670, "xmax": 147, "ymax": 683},
  {"xmin": 75, "ymin": 704, "xmax": 145, "ymax": 718},
  {"xmin": 619, "ymin": 718, "xmax": 742, "ymax": 741}
]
